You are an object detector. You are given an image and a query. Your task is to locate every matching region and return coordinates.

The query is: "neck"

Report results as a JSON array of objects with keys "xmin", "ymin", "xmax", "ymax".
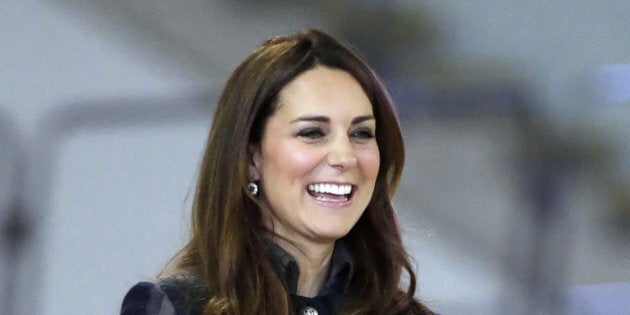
[{"xmin": 275, "ymin": 238, "xmax": 335, "ymax": 297}]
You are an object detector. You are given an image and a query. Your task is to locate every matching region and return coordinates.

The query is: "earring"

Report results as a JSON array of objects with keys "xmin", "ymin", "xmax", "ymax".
[{"xmin": 248, "ymin": 181, "xmax": 259, "ymax": 196}]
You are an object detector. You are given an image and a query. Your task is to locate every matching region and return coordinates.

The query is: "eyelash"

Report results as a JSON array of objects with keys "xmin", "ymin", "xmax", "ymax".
[
  {"xmin": 297, "ymin": 128, "xmax": 325, "ymax": 139},
  {"xmin": 351, "ymin": 128, "xmax": 375, "ymax": 139},
  {"xmin": 296, "ymin": 128, "xmax": 375, "ymax": 140}
]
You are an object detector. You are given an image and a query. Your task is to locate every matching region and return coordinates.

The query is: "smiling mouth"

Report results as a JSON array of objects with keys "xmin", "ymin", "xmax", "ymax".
[{"xmin": 307, "ymin": 183, "xmax": 353, "ymax": 202}]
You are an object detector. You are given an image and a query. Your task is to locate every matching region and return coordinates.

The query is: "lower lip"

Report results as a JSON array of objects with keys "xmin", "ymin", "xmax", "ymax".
[{"xmin": 305, "ymin": 189, "xmax": 354, "ymax": 208}]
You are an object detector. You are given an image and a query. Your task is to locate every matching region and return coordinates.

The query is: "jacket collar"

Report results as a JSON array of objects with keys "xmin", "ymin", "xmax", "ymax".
[{"xmin": 267, "ymin": 239, "xmax": 354, "ymax": 297}]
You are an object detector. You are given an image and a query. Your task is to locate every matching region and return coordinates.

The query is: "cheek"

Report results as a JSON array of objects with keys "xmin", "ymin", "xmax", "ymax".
[
  {"xmin": 358, "ymin": 144, "xmax": 380, "ymax": 179},
  {"xmin": 262, "ymin": 142, "xmax": 323, "ymax": 182}
]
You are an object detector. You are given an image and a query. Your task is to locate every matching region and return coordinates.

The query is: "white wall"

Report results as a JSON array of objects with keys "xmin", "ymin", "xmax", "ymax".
[{"xmin": 1, "ymin": 1, "xmax": 205, "ymax": 314}]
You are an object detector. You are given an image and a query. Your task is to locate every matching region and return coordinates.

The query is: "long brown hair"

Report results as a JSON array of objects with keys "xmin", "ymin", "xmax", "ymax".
[{"xmin": 168, "ymin": 29, "xmax": 430, "ymax": 314}]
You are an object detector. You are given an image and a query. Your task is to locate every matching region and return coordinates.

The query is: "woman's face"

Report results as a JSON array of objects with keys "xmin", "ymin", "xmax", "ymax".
[{"xmin": 250, "ymin": 66, "xmax": 380, "ymax": 245}]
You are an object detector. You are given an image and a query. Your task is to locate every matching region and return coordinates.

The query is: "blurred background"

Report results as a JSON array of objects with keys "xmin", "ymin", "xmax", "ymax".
[{"xmin": 1, "ymin": 1, "xmax": 629, "ymax": 314}]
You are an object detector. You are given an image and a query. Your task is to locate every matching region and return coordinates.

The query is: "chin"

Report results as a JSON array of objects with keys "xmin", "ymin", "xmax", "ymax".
[{"xmin": 311, "ymin": 225, "xmax": 354, "ymax": 242}]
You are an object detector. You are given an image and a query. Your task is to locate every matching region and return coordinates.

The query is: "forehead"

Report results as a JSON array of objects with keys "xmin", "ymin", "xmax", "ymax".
[{"xmin": 274, "ymin": 66, "xmax": 373, "ymax": 118}]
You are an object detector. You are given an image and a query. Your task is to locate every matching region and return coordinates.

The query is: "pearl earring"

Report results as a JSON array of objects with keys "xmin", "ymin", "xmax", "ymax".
[{"xmin": 248, "ymin": 181, "xmax": 259, "ymax": 196}]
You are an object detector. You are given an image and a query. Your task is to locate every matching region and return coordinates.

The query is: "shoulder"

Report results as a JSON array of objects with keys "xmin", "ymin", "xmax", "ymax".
[
  {"xmin": 120, "ymin": 281, "xmax": 174, "ymax": 315},
  {"xmin": 120, "ymin": 275, "xmax": 207, "ymax": 315}
]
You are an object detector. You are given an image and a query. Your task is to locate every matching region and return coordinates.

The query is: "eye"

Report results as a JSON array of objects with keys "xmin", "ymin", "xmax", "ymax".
[
  {"xmin": 350, "ymin": 128, "xmax": 375, "ymax": 139},
  {"xmin": 297, "ymin": 127, "xmax": 325, "ymax": 139}
]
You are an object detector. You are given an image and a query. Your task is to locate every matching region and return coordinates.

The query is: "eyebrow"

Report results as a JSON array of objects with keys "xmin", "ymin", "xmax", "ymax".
[{"xmin": 290, "ymin": 115, "xmax": 375, "ymax": 124}]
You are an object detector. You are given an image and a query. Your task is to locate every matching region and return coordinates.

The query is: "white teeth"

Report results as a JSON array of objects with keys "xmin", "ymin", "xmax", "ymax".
[{"xmin": 308, "ymin": 183, "xmax": 352, "ymax": 195}]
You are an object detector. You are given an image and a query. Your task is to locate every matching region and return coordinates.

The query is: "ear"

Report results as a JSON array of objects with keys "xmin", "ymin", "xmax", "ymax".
[{"xmin": 248, "ymin": 144, "xmax": 262, "ymax": 181}]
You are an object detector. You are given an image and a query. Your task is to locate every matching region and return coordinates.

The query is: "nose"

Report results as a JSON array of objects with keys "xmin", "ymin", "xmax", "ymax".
[{"xmin": 326, "ymin": 135, "xmax": 358, "ymax": 169}]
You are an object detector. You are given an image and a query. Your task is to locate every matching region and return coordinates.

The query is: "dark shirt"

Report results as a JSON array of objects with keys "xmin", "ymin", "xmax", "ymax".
[
  {"xmin": 120, "ymin": 241, "xmax": 354, "ymax": 315},
  {"xmin": 269, "ymin": 240, "xmax": 354, "ymax": 315}
]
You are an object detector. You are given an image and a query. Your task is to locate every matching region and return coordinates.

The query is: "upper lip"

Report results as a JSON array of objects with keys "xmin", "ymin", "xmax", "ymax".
[{"xmin": 307, "ymin": 181, "xmax": 355, "ymax": 186}]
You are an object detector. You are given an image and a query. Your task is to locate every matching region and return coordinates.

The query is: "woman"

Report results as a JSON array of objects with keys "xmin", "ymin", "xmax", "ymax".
[{"xmin": 121, "ymin": 29, "xmax": 434, "ymax": 315}]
